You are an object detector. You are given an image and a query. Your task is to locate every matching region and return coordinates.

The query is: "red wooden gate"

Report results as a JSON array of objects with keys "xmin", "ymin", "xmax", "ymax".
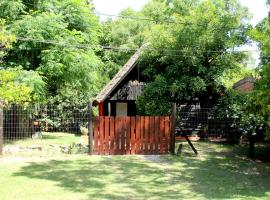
[{"xmin": 93, "ymin": 116, "xmax": 172, "ymax": 155}]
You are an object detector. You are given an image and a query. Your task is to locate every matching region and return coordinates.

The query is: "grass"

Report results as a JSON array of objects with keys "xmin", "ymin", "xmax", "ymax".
[
  {"xmin": 1, "ymin": 142, "xmax": 270, "ymax": 200},
  {"xmin": 5, "ymin": 132, "xmax": 85, "ymax": 146}
]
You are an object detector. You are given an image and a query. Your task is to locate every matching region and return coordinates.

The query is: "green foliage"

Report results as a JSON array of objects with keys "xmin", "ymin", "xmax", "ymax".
[
  {"xmin": 136, "ymin": 75, "xmax": 172, "ymax": 115},
  {"xmin": 219, "ymin": 64, "xmax": 255, "ymax": 89},
  {"xmin": 133, "ymin": 0, "xmax": 251, "ymax": 114},
  {"xmin": 1, "ymin": 0, "xmax": 106, "ymax": 107},
  {"xmin": 0, "ymin": 0, "xmax": 25, "ymax": 20},
  {"xmin": 0, "ymin": 68, "xmax": 46, "ymax": 104},
  {"xmin": 0, "ymin": 19, "xmax": 15, "ymax": 59},
  {"xmin": 248, "ymin": 6, "xmax": 270, "ymax": 139},
  {"xmin": 214, "ymin": 90, "xmax": 265, "ymax": 140},
  {"xmin": 100, "ymin": 8, "xmax": 151, "ymax": 79}
]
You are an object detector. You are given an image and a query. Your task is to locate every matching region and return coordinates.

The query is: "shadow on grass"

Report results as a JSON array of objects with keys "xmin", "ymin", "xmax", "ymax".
[{"xmin": 13, "ymin": 143, "xmax": 270, "ymax": 199}]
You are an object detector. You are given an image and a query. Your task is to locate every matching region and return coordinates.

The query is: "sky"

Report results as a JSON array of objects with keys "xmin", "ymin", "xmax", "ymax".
[{"xmin": 92, "ymin": 0, "xmax": 269, "ymax": 66}]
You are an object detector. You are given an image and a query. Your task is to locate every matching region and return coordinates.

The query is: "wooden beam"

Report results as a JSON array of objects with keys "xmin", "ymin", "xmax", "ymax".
[
  {"xmin": 98, "ymin": 102, "xmax": 105, "ymax": 116},
  {"xmin": 184, "ymin": 135, "xmax": 198, "ymax": 155},
  {"xmin": 249, "ymin": 133, "xmax": 255, "ymax": 158}
]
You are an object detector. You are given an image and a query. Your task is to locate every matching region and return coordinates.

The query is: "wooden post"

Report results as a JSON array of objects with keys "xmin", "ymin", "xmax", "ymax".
[
  {"xmin": 185, "ymin": 135, "xmax": 198, "ymax": 155},
  {"xmin": 0, "ymin": 100, "xmax": 3, "ymax": 156},
  {"xmin": 170, "ymin": 103, "xmax": 176, "ymax": 155},
  {"xmin": 88, "ymin": 102, "xmax": 94, "ymax": 155},
  {"xmin": 249, "ymin": 133, "xmax": 255, "ymax": 158}
]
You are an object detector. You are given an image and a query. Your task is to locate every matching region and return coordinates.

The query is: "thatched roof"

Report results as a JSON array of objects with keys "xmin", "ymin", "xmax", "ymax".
[{"xmin": 95, "ymin": 46, "xmax": 145, "ymax": 103}]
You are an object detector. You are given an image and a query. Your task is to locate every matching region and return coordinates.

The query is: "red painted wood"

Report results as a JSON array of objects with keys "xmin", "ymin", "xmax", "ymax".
[
  {"xmin": 98, "ymin": 102, "xmax": 105, "ymax": 116},
  {"xmin": 99, "ymin": 116, "xmax": 104, "ymax": 155},
  {"xmin": 149, "ymin": 116, "xmax": 155, "ymax": 154},
  {"xmin": 126, "ymin": 117, "xmax": 131, "ymax": 155},
  {"xmin": 94, "ymin": 117, "xmax": 99, "ymax": 154},
  {"xmin": 135, "ymin": 116, "xmax": 141, "ymax": 154},
  {"xmin": 115, "ymin": 117, "xmax": 120, "ymax": 155},
  {"xmin": 144, "ymin": 116, "xmax": 149, "ymax": 154},
  {"xmin": 140, "ymin": 116, "xmax": 145, "ymax": 154},
  {"xmin": 93, "ymin": 115, "xmax": 171, "ymax": 155},
  {"xmin": 130, "ymin": 117, "xmax": 136, "ymax": 155},
  {"xmin": 164, "ymin": 117, "xmax": 170, "ymax": 154},
  {"xmin": 104, "ymin": 117, "xmax": 110, "ymax": 155},
  {"xmin": 160, "ymin": 117, "xmax": 165, "ymax": 154},
  {"xmin": 154, "ymin": 117, "xmax": 159, "ymax": 154},
  {"xmin": 110, "ymin": 117, "xmax": 115, "ymax": 155},
  {"xmin": 120, "ymin": 117, "xmax": 126, "ymax": 155},
  {"xmin": 169, "ymin": 116, "xmax": 173, "ymax": 153}
]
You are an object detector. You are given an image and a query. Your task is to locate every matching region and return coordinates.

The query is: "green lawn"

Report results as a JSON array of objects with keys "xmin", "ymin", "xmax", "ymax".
[
  {"xmin": 5, "ymin": 132, "xmax": 85, "ymax": 146},
  {"xmin": 1, "ymin": 142, "xmax": 270, "ymax": 200}
]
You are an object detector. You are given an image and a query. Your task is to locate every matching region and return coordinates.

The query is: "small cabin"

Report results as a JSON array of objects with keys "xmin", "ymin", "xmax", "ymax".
[{"xmin": 94, "ymin": 47, "xmax": 145, "ymax": 116}]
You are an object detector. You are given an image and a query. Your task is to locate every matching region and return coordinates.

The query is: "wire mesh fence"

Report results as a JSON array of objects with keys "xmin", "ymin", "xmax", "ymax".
[
  {"xmin": 176, "ymin": 104, "xmax": 239, "ymax": 143},
  {"xmin": 0, "ymin": 102, "xmax": 239, "ymax": 145},
  {"xmin": 2, "ymin": 103, "xmax": 89, "ymax": 142}
]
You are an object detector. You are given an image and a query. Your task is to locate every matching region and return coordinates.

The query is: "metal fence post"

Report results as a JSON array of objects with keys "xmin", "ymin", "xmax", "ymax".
[
  {"xmin": 0, "ymin": 100, "xmax": 3, "ymax": 156},
  {"xmin": 88, "ymin": 102, "xmax": 94, "ymax": 155}
]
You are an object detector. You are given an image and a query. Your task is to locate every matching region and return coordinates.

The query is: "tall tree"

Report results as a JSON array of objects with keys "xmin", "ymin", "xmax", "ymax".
[
  {"xmin": 1, "ymin": 19, "xmax": 45, "ymax": 104},
  {"xmin": 100, "ymin": 8, "xmax": 151, "ymax": 79},
  {"xmin": 119, "ymin": 0, "xmax": 250, "ymax": 114},
  {"xmin": 0, "ymin": 19, "xmax": 15, "ymax": 60},
  {"xmin": 1, "ymin": 0, "xmax": 107, "ymax": 106},
  {"xmin": 249, "ymin": 1, "xmax": 270, "ymax": 139}
]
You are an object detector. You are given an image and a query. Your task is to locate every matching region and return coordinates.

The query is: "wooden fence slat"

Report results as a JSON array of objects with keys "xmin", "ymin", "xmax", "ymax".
[
  {"xmin": 140, "ymin": 116, "xmax": 145, "ymax": 154},
  {"xmin": 92, "ymin": 115, "xmax": 172, "ymax": 156},
  {"xmin": 120, "ymin": 117, "xmax": 125, "ymax": 155},
  {"xmin": 104, "ymin": 117, "xmax": 110, "ymax": 155},
  {"xmin": 126, "ymin": 117, "xmax": 131, "ymax": 155},
  {"xmin": 94, "ymin": 117, "xmax": 99, "ymax": 154},
  {"xmin": 160, "ymin": 117, "xmax": 165, "ymax": 154},
  {"xmin": 131, "ymin": 117, "xmax": 136, "ymax": 154},
  {"xmin": 99, "ymin": 116, "xmax": 104, "ymax": 155},
  {"xmin": 164, "ymin": 117, "xmax": 170, "ymax": 154},
  {"xmin": 169, "ymin": 116, "xmax": 173, "ymax": 154},
  {"xmin": 110, "ymin": 117, "xmax": 115, "ymax": 155},
  {"xmin": 115, "ymin": 117, "xmax": 120, "ymax": 155},
  {"xmin": 144, "ymin": 116, "xmax": 149, "ymax": 154},
  {"xmin": 154, "ymin": 117, "xmax": 159, "ymax": 154},
  {"xmin": 149, "ymin": 116, "xmax": 155, "ymax": 154},
  {"xmin": 135, "ymin": 116, "xmax": 141, "ymax": 154}
]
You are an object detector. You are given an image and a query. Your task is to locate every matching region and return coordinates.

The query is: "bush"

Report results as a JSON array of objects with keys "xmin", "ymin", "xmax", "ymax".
[{"xmin": 214, "ymin": 90, "xmax": 266, "ymax": 142}]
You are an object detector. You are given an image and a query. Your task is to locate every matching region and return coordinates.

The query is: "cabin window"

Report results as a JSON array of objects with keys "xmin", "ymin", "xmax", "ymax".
[{"xmin": 116, "ymin": 103, "xmax": 127, "ymax": 116}]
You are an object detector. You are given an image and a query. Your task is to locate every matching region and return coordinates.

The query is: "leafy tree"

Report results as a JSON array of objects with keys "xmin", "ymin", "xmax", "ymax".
[
  {"xmin": 1, "ymin": 0, "xmax": 107, "ymax": 106},
  {"xmin": 100, "ymin": 8, "xmax": 151, "ymax": 79},
  {"xmin": 1, "ymin": 18, "xmax": 44, "ymax": 104},
  {"xmin": 214, "ymin": 90, "xmax": 265, "ymax": 156},
  {"xmin": 219, "ymin": 63, "xmax": 255, "ymax": 89},
  {"xmin": 136, "ymin": 0, "xmax": 251, "ymax": 114},
  {"xmin": 0, "ymin": 68, "xmax": 46, "ymax": 104},
  {"xmin": 0, "ymin": 19, "xmax": 15, "ymax": 59},
  {"xmin": 0, "ymin": 0, "xmax": 25, "ymax": 20},
  {"xmin": 249, "ymin": 1, "xmax": 270, "ymax": 140}
]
